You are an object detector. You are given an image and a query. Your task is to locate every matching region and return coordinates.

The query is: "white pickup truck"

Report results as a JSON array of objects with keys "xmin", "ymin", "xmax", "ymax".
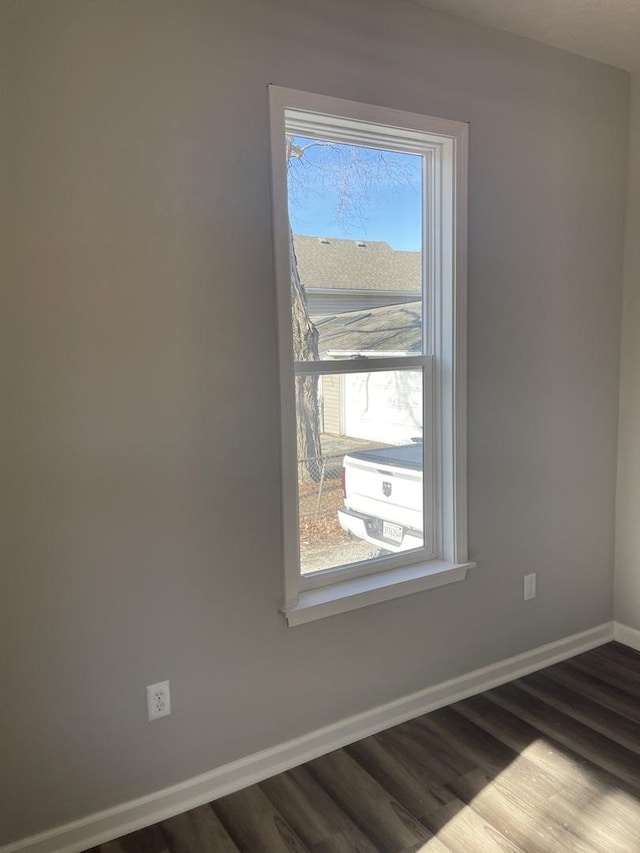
[{"xmin": 337, "ymin": 443, "xmax": 423, "ymax": 553}]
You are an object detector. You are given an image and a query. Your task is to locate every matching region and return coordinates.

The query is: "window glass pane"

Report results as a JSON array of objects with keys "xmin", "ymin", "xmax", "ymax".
[
  {"xmin": 286, "ymin": 134, "xmax": 423, "ymax": 361},
  {"xmin": 295, "ymin": 369, "xmax": 425, "ymax": 576}
]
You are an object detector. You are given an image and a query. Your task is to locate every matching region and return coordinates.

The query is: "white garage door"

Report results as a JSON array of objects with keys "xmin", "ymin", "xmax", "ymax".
[{"xmin": 342, "ymin": 369, "xmax": 423, "ymax": 445}]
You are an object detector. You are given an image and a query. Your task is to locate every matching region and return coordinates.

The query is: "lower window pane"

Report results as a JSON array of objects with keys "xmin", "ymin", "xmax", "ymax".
[{"xmin": 295, "ymin": 369, "xmax": 425, "ymax": 575}]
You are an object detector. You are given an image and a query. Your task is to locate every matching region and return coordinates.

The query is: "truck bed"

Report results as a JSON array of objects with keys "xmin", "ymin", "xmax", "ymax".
[{"xmin": 344, "ymin": 442, "xmax": 423, "ymax": 471}]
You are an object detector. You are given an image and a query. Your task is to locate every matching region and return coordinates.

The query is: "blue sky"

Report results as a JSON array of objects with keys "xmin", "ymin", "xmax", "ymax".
[{"xmin": 287, "ymin": 137, "xmax": 422, "ymax": 252}]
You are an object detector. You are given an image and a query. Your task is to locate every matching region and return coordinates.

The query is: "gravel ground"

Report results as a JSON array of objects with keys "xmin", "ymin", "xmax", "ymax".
[{"xmin": 301, "ymin": 537, "xmax": 377, "ymax": 575}]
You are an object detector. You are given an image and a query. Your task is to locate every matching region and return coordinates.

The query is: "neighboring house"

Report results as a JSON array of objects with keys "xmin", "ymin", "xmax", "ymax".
[
  {"xmin": 293, "ymin": 234, "xmax": 421, "ymax": 319},
  {"xmin": 316, "ymin": 301, "xmax": 423, "ymax": 444},
  {"xmin": 292, "ymin": 234, "xmax": 423, "ymax": 444}
]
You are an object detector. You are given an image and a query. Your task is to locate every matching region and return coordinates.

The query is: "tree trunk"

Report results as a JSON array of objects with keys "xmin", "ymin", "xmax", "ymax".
[{"xmin": 289, "ymin": 227, "xmax": 322, "ymax": 477}]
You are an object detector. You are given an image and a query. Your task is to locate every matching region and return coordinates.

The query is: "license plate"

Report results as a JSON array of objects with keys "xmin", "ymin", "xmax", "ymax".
[{"xmin": 383, "ymin": 521, "xmax": 403, "ymax": 544}]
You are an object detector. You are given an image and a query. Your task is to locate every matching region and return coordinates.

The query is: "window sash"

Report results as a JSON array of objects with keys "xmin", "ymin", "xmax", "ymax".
[
  {"xmin": 287, "ymin": 144, "xmax": 434, "ymax": 361},
  {"xmin": 279, "ymin": 103, "xmax": 437, "ymax": 586},
  {"xmin": 299, "ymin": 356, "xmax": 436, "ymax": 591}
]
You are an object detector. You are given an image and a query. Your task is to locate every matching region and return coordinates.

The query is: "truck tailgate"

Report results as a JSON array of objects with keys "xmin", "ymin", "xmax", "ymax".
[{"xmin": 344, "ymin": 454, "xmax": 423, "ymax": 532}]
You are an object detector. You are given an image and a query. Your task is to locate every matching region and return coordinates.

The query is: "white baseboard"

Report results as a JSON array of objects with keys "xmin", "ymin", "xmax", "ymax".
[
  {"xmin": 1, "ymin": 621, "xmax": 615, "ymax": 853},
  {"xmin": 614, "ymin": 621, "xmax": 640, "ymax": 651}
]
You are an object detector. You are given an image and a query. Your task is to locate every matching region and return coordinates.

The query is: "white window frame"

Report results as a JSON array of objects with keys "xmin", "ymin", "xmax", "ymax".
[{"xmin": 269, "ymin": 86, "xmax": 474, "ymax": 626}]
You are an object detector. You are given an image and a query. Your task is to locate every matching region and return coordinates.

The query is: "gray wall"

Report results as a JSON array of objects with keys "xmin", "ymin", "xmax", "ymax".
[
  {"xmin": 2, "ymin": 0, "xmax": 628, "ymax": 843},
  {"xmin": 616, "ymin": 77, "xmax": 640, "ymax": 630}
]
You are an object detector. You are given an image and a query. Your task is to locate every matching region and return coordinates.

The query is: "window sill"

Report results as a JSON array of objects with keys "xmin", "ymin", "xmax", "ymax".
[{"xmin": 283, "ymin": 559, "xmax": 474, "ymax": 626}]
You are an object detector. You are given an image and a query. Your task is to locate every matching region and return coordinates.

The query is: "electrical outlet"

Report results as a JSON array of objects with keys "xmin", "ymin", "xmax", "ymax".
[
  {"xmin": 524, "ymin": 573, "xmax": 536, "ymax": 601},
  {"xmin": 146, "ymin": 680, "xmax": 171, "ymax": 721}
]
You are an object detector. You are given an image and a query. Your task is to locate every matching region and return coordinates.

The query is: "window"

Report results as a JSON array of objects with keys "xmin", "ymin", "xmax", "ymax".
[{"xmin": 269, "ymin": 87, "xmax": 473, "ymax": 625}]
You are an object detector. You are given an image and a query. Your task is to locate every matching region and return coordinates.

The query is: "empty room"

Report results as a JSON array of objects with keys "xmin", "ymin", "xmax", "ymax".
[{"xmin": 3, "ymin": 0, "xmax": 640, "ymax": 851}]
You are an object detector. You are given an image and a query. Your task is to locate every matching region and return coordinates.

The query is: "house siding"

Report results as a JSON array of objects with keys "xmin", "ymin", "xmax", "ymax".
[{"xmin": 320, "ymin": 374, "xmax": 342, "ymax": 436}]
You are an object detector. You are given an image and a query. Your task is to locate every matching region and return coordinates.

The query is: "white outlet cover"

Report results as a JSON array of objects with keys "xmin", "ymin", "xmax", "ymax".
[
  {"xmin": 524, "ymin": 573, "xmax": 536, "ymax": 601},
  {"xmin": 146, "ymin": 680, "xmax": 171, "ymax": 721}
]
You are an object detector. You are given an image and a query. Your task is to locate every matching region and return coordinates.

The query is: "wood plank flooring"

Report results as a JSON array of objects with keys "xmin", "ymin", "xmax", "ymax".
[{"xmin": 88, "ymin": 642, "xmax": 640, "ymax": 853}]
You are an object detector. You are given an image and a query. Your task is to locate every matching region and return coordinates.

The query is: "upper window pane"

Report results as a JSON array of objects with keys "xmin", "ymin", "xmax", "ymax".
[{"xmin": 286, "ymin": 133, "xmax": 424, "ymax": 360}]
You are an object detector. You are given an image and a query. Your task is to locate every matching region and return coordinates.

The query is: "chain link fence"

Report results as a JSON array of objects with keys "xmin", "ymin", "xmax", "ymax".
[
  {"xmin": 297, "ymin": 438, "xmax": 386, "ymax": 573},
  {"xmin": 297, "ymin": 454, "xmax": 345, "ymax": 520}
]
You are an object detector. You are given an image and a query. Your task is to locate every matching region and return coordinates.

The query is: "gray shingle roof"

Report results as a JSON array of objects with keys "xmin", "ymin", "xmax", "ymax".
[
  {"xmin": 293, "ymin": 234, "xmax": 421, "ymax": 292},
  {"xmin": 316, "ymin": 300, "xmax": 421, "ymax": 355}
]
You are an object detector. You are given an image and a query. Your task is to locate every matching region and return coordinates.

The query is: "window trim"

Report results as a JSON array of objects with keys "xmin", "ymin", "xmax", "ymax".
[{"xmin": 269, "ymin": 86, "xmax": 474, "ymax": 625}]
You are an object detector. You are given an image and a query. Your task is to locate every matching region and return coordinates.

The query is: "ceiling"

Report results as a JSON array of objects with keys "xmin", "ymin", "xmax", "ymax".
[{"xmin": 414, "ymin": 0, "xmax": 640, "ymax": 73}]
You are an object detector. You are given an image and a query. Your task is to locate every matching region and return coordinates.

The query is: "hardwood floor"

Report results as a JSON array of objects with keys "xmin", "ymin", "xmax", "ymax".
[{"xmin": 88, "ymin": 642, "xmax": 640, "ymax": 852}]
